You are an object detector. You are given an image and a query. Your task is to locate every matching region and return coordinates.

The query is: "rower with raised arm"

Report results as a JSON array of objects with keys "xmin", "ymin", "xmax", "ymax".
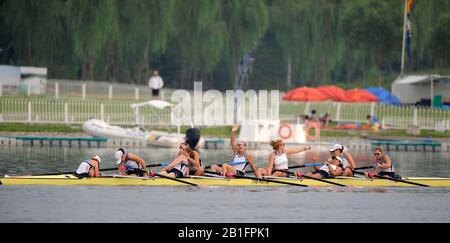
[
  {"xmin": 306, "ymin": 156, "xmax": 343, "ymax": 179},
  {"xmin": 75, "ymin": 155, "xmax": 102, "ymax": 177},
  {"xmin": 258, "ymin": 139, "xmax": 311, "ymax": 177},
  {"xmin": 210, "ymin": 125, "xmax": 261, "ymax": 178},
  {"xmin": 329, "ymin": 144, "xmax": 356, "ymax": 177},
  {"xmin": 115, "ymin": 148, "xmax": 148, "ymax": 177},
  {"xmin": 158, "ymin": 143, "xmax": 191, "ymax": 178}
]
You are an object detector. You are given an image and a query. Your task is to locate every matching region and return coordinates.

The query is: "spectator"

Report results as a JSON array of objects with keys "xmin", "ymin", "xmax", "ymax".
[
  {"xmin": 148, "ymin": 70, "xmax": 164, "ymax": 99},
  {"xmin": 366, "ymin": 115, "xmax": 381, "ymax": 131},
  {"xmin": 319, "ymin": 112, "xmax": 330, "ymax": 128},
  {"xmin": 305, "ymin": 110, "xmax": 320, "ymax": 141}
]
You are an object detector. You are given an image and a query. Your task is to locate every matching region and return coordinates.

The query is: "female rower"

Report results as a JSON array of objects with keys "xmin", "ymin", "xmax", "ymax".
[
  {"xmin": 306, "ymin": 156, "xmax": 343, "ymax": 179},
  {"xmin": 158, "ymin": 143, "xmax": 191, "ymax": 178},
  {"xmin": 115, "ymin": 148, "xmax": 148, "ymax": 177},
  {"xmin": 185, "ymin": 128, "xmax": 204, "ymax": 176},
  {"xmin": 365, "ymin": 147, "xmax": 396, "ymax": 178},
  {"xmin": 210, "ymin": 125, "xmax": 261, "ymax": 178},
  {"xmin": 258, "ymin": 139, "xmax": 311, "ymax": 177},
  {"xmin": 75, "ymin": 155, "xmax": 101, "ymax": 177},
  {"xmin": 329, "ymin": 144, "xmax": 356, "ymax": 177}
]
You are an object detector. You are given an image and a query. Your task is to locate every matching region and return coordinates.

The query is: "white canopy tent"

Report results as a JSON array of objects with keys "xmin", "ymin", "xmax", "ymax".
[{"xmin": 392, "ymin": 74, "xmax": 450, "ymax": 104}]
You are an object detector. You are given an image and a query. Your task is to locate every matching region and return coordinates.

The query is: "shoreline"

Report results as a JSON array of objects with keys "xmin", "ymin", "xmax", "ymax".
[{"xmin": 1, "ymin": 123, "xmax": 449, "ymax": 142}]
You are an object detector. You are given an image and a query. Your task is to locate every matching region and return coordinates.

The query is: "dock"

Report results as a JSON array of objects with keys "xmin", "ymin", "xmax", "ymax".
[{"xmin": 0, "ymin": 136, "xmax": 449, "ymax": 152}]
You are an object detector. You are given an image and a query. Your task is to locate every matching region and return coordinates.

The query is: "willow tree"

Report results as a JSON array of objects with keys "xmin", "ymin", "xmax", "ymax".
[
  {"xmin": 268, "ymin": 0, "xmax": 306, "ymax": 89},
  {"xmin": 167, "ymin": 0, "xmax": 226, "ymax": 88},
  {"xmin": 411, "ymin": 0, "xmax": 450, "ymax": 69},
  {"xmin": 220, "ymin": 0, "xmax": 269, "ymax": 89},
  {"xmin": 115, "ymin": 0, "xmax": 176, "ymax": 84},
  {"xmin": 64, "ymin": 0, "xmax": 120, "ymax": 80},
  {"xmin": 2, "ymin": 0, "xmax": 67, "ymax": 69},
  {"xmin": 341, "ymin": 0, "xmax": 402, "ymax": 85}
]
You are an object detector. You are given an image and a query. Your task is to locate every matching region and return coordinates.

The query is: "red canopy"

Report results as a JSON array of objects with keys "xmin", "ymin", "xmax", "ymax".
[
  {"xmin": 316, "ymin": 85, "xmax": 350, "ymax": 102},
  {"xmin": 345, "ymin": 89, "xmax": 378, "ymax": 102},
  {"xmin": 283, "ymin": 87, "xmax": 328, "ymax": 102}
]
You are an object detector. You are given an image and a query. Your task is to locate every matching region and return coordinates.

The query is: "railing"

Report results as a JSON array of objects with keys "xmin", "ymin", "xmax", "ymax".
[
  {"xmin": 280, "ymin": 101, "xmax": 450, "ymax": 131},
  {"xmin": 0, "ymin": 98, "xmax": 172, "ymax": 126},
  {"xmin": 1, "ymin": 98, "xmax": 449, "ymax": 131},
  {"xmin": 0, "ymin": 79, "xmax": 179, "ymax": 101}
]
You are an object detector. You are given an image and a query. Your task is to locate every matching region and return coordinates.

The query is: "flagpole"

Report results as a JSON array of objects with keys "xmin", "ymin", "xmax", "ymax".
[{"xmin": 400, "ymin": 0, "xmax": 408, "ymax": 77}]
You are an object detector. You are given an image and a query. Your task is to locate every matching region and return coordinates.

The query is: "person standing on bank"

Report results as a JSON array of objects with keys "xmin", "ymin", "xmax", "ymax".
[{"xmin": 148, "ymin": 69, "xmax": 164, "ymax": 99}]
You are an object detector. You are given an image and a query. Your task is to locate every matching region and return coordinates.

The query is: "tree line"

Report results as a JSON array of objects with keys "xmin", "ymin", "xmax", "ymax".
[{"xmin": 1, "ymin": 0, "xmax": 449, "ymax": 91}]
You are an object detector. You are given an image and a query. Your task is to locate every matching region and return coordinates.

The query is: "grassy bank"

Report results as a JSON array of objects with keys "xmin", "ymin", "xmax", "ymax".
[{"xmin": 0, "ymin": 123, "xmax": 83, "ymax": 133}]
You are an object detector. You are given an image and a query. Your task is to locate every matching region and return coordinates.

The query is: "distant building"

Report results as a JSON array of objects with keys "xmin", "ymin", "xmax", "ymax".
[
  {"xmin": 0, "ymin": 65, "xmax": 47, "ymax": 95},
  {"xmin": 392, "ymin": 74, "xmax": 450, "ymax": 106}
]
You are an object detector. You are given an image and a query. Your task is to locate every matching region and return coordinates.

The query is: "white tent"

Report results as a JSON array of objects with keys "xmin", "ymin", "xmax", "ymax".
[{"xmin": 392, "ymin": 74, "xmax": 450, "ymax": 104}]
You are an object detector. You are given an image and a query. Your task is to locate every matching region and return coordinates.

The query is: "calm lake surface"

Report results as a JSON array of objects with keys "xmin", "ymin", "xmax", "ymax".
[{"xmin": 1, "ymin": 146, "xmax": 449, "ymax": 222}]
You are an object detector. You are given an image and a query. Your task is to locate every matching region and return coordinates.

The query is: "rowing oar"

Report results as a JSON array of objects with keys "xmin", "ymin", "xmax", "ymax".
[
  {"xmin": 204, "ymin": 161, "xmax": 247, "ymax": 170},
  {"xmin": 148, "ymin": 171, "xmax": 198, "ymax": 187},
  {"xmin": 204, "ymin": 170, "xmax": 308, "ymax": 187},
  {"xmin": 30, "ymin": 162, "xmax": 171, "ymax": 176},
  {"xmin": 245, "ymin": 162, "xmax": 345, "ymax": 187},
  {"xmin": 286, "ymin": 163, "xmax": 323, "ymax": 170},
  {"xmin": 285, "ymin": 171, "xmax": 347, "ymax": 187},
  {"xmin": 352, "ymin": 170, "xmax": 429, "ymax": 187},
  {"xmin": 354, "ymin": 165, "xmax": 375, "ymax": 170}
]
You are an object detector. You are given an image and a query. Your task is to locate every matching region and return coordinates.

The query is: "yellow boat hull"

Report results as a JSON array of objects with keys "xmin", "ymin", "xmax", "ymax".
[{"xmin": 1, "ymin": 175, "xmax": 450, "ymax": 187}]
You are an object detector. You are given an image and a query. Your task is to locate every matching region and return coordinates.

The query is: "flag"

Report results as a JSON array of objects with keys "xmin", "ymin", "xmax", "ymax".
[{"xmin": 406, "ymin": 0, "xmax": 414, "ymax": 60}]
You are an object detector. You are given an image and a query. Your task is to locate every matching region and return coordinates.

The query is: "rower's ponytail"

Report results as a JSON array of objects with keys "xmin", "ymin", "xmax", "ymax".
[{"xmin": 270, "ymin": 139, "xmax": 283, "ymax": 150}]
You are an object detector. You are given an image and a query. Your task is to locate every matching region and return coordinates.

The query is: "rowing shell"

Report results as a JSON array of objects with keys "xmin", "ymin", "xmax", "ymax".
[{"xmin": 1, "ymin": 175, "xmax": 450, "ymax": 187}]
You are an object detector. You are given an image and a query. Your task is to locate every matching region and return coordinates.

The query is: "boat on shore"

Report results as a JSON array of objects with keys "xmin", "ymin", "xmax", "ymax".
[
  {"xmin": 82, "ymin": 118, "xmax": 188, "ymax": 148},
  {"xmin": 2, "ymin": 174, "xmax": 449, "ymax": 187}
]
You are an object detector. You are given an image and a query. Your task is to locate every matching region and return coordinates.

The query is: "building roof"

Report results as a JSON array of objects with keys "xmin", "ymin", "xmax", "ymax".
[{"xmin": 394, "ymin": 74, "xmax": 450, "ymax": 85}]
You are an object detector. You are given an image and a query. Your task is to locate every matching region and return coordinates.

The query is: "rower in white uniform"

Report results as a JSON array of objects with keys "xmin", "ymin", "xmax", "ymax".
[
  {"xmin": 75, "ymin": 155, "xmax": 102, "ymax": 177},
  {"xmin": 329, "ymin": 144, "xmax": 356, "ymax": 177},
  {"xmin": 210, "ymin": 125, "xmax": 261, "ymax": 178},
  {"xmin": 115, "ymin": 148, "xmax": 148, "ymax": 177},
  {"xmin": 306, "ymin": 155, "xmax": 343, "ymax": 179},
  {"xmin": 158, "ymin": 143, "xmax": 191, "ymax": 178},
  {"xmin": 258, "ymin": 139, "xmax": 311, "ymax": 177}
]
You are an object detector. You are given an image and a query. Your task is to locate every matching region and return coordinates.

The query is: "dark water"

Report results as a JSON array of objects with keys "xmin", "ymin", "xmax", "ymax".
[{"xmin": 0, "ymin": 146, "xmax": 449, "ymax": 222}]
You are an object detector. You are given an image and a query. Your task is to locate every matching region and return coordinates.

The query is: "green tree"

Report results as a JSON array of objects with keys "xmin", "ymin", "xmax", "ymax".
[
  {"xmin": 221, "ymin": 0, "xmax": 268, "ymax": 89},
  {"xmin": 341, "ymin": 0, "xmax": 402, "ymax": 85},
  {"xmin": 169, "ymin": 0, "xmax": 226, "ymax": 88},
  {"xmin": 64, "ymin": 0, "xmax": 120, "ymax": 80}
]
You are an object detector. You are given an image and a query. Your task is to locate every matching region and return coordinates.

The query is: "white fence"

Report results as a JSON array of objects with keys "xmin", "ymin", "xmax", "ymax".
[
  {"xmin": 0, "ymin": 79, "xmax": 178, "ymax": 101},
  {"xmin": 1, "ymin": 98, "xmax": 449, "ymax": 131},
  {"xmin": 0, "ymin": 98, "xmax": 172, "ymax": 126},
  {"xmin": 280, "ymin": 101, "xmax": 450, "ymax": 130}
]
